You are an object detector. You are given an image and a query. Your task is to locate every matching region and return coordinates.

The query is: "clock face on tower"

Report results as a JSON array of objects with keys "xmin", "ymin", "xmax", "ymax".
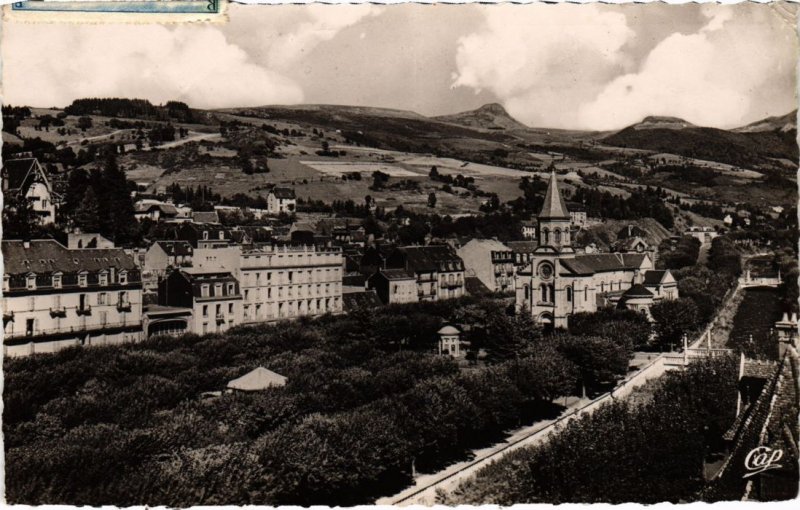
[{"xmin": 539, "ymin": 263, "xmax": 553, "ymax": 279}]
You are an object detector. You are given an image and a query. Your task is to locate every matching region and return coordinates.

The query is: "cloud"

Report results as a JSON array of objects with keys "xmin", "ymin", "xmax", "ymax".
[
  {"xmin": 577, "ymin": 6, "xmax": 798, "ymax": 130},
  {"xmin": 451, "ymin": 4, "xmax": 635, "ymax": 128},
  {"xmin": 1, "ymin": 22, "xmax": 304, "ymax": 108},
  {"xmin": 263, "ymin": 5, "xmax": 381, "ymax": 70}
]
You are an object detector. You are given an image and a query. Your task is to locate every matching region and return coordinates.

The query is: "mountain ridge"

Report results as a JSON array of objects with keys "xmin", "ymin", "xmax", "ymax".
[{"xmin": 433, "ymin": 103, "xmax": 529, "ymax": 131}]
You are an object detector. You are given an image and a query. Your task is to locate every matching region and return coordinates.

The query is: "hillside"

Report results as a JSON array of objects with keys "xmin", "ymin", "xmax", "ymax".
[
  {"xmin": 602, "ymin": 117, "xmax": 798, "ymax": 168},
  {"xmin": 575, "ymin": 217, "xmax": 672, "ymax": 252},
  {"xmin": 434, "ymin": 103, "xmax": 529, "ymax": 131},
  {"xmin": 733, "ymin": 109, "xmax": 797, "ymax": 133}
]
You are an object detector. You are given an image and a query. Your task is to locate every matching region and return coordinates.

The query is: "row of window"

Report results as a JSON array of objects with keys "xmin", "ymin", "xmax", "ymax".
[
  {"xmin": 243, "ymin": 267, "xmax": 341, "ymax": 286},
  {"xmin": 10, "ymin": 291, "xmax": 131, "ymax": 312},
  {"xmin": 8, "ymin": 271, "xmax": 130, "ymax": 291},
  {"xmin": 243, "ymin": 283, "xmax": 339, "ymax": 301},
  {"xmin": 243, "ymin": 297, "xmax": 340, "ymax": 320}
]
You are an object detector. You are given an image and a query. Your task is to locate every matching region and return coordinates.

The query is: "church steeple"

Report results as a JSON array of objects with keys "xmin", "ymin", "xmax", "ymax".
[
  {"xmin": 540, "ymin": 171, "xmax": 570, "ymax": 220},
  {"xmin": 536, "ymin": 171, "xmax": 573, "ymax": 252}
]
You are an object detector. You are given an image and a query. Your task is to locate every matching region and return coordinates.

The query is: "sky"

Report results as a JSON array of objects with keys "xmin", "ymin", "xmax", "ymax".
[{"xmin": 2, "ymin": 2, "xmax": 797, "ymax": 130}]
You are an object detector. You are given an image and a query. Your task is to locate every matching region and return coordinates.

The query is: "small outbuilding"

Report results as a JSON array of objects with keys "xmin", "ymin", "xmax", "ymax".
[
  {"xmin": 227, "ymin": 367, "xmax": 287, "ymax": 392},
  {"xmin": 438, "ymin": 324, "xmax": 462, "ymax": 358}
]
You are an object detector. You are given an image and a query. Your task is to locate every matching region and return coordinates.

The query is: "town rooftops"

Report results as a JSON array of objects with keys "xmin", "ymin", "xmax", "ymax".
[
  {"xmin": 642, "ymin": 270, "xmax": 669, "ymax": 286},
  {"xmin": 270, "ymin": 187, "xmax": 296, "ymax": 199},
  {"xmin": 559, "ymin": 253, "xmax": 649, "ymax": 276},
  {"xmin": 394, "ymin": 245, "xmax": 465, "ymax": 273},
  {"xmin": 539, "ymin": 171, "xmax": 570, "ymax": 220},
  {"xmin": 155, "ymin": 240, "xmax": 193, "ymax": 257},
  {"xmin": 2, "ymin": 239, "xmax": 138, "ymax": 276},
  {"xmin": 621, "ymin": 284, "xmax": 654, "ymax": 299},
  {"xmin": 191, "ymin": 211, "xmax": 220, "ymax": 224},
  {"xmin": 506, "ymin": 240, "xmax": 538, "ymax": 253},
  {"xmin": 376, "ymin": 268, "xmax": 416, "ymax": 280},
  {"xmin": 135, "ymin": 202, "xmax": 178, "ymax": 216},
  {"xmin": 342, "ymin": 289, "xmax": 383, "ymax": 311},
  {"xmin": 227, "ymin": 367, "xmax": 287, "ymax": 392}
]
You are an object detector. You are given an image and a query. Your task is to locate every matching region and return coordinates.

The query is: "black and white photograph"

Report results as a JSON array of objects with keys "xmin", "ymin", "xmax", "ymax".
[{"xmin": 1, "ymin": 1, "xmax": 799, "ymax": 506}]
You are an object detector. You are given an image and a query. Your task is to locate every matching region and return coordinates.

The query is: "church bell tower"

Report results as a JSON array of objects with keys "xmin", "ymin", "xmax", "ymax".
[{"xmin": 536, "ymin": 171, "xmax": 574, "ymax": 254}]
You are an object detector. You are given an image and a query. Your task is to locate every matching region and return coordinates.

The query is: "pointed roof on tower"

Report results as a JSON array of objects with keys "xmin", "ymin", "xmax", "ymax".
[{"xmin": 539, "ymin": 171, "xmax": 570, "ymax": 220}]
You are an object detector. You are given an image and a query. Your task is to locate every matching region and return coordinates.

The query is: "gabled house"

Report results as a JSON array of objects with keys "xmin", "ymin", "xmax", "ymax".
[
  {"xmin": 1, "ymin": 158, "xmax": 58, "ymax": 225},
  {"xmin": 267, "ymin": 187, "xmax": 296, "ymax": 214}
]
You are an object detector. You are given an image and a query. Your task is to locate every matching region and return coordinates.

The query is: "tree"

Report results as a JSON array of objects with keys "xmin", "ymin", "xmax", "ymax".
[
  {"xmin": 98, "ymin": 152, "xmax": 138, "ymax": 245},
  {"xmin": 556, "ymin": 335, "xmax": 629, "ymax": 393},
  {"xmin": 77, "ymin": 116, "xmax": 93, "ymax": 131},
  {"xmin": 72, "ymin": 187, "xmax": 102, "ymax": 233},
  {"xmin": 507, "ymin": 347, "xmax": 577, "ymax": 403},
  {"xmin": 427, "ymin": 192, "xmax": 437, "ymax": 208},
  {"xmin": 650, "ymin": 298, "xmax": 701, "ymax": 351},
  {"xmin": 2, "ymin": 192, "xmax": 37, "ymax": 239}
]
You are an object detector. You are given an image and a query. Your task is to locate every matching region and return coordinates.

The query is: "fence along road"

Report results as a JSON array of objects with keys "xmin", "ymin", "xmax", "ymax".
[
  {"xmin": 381, "ymin": 280, "xmax": 750, "ymax": 506},
  {"xmin": 379, "ymin": 355, "xmax": 670, "ymax": 506}
]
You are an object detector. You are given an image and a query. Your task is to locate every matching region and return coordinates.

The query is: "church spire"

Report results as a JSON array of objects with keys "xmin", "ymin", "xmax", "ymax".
[{"xmin": 539, "ymin": 171, "xmax": 570, "ymax": 219}]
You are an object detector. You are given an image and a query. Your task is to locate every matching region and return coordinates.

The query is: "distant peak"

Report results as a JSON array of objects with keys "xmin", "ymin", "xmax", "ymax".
[
  {"xmin": 632, "ymin": 116, "xmax": 695, "ymax": 130},
  {"xmin": 641, "ymin": 115, "xmax": 688, "ymax": 123},
  {"xmin": 477, "ymin": 103, "xmax": 510, "ymax": 115},
  {"xmin": 434, "ymin": 102, "xmax": 528, "ymax": 130}
]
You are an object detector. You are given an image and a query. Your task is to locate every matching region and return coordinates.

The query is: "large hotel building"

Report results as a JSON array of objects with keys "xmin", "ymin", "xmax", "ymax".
[{"xmin": 2, "ymin": 239, "xmax": 143, "ymax": 357}]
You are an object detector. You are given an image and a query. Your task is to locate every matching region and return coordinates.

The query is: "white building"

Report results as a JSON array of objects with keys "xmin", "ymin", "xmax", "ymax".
[
  {"xmin": 267, "ymin": 187, "xmax": 297, "ymax": 214},
  {"xmin": 192, "ymin": 244, "xmax": 344, "ymax": 323},
  {"xmin": 2, "ymin": 240, "xmax": 143, "ymax": 357}
]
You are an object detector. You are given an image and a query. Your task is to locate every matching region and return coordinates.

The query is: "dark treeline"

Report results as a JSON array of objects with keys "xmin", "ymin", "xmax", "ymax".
[
  {"xmin": 63, "ymin": 98, "xmax": 196, "ymax": 123},
  {"xmin": 572, "ymin": 186, "xmax": 674, "ymax": 228}
]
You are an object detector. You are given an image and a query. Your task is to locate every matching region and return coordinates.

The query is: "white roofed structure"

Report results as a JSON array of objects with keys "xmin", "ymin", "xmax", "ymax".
[{"xmin": 227, "ymin": 367, "xmax": 287, "ymax": 392}]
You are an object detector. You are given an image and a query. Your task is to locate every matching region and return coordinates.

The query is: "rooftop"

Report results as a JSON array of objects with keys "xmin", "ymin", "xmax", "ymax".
[
  {"xmin": 539, "ymin": 171, "xmax": 570, "ymax": 220},
  {"xmin": 2, "ymin": 239, "xmax": 137, "ymax": 276}
]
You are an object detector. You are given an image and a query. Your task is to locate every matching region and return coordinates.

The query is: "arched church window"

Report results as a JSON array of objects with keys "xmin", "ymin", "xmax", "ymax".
[
  {"xmin": 524, "ymin": 285, "xmax": 530, "ymax": 300},
  {"xmin": 543, "ymin": 228, "xmax": 550, "ymax": 245},
  {"xmin": 554, "ymin": 229, "xmax": 561, "ymax": 244},
  {"xmin": 584, "ymin": 286, "xmax": 588, "ymax": 301},
  {"xmin": 540, "ymin": 284, "xmax": 548, "ymax": 302},
  {"xmin": 566, "ymin": 286, "xmax": 572, "ymax": 302}
]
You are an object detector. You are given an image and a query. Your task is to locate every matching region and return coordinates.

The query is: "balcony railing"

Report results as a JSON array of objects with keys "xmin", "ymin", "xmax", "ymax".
[
  {"xmin": 215, "ymin": 313, "xmax": 225, "ymax": 323},
  {"xmin": 76, "ymin": 305, "xmax": 92, "ymax": 316},
  {"xmin": 116, "ymin": 301, "xmax": 132, "ymax": 312},
  {"xmin": 49, "ymin": 306, "xmax": 67, "ymax": 318},
  {"xmin": 5, "ymin": 321, "xmax": 136, "ymax": 339}
]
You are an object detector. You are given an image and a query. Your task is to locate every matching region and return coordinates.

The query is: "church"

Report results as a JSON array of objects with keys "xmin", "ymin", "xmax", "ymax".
[{"xmin": 515, "ymin": 172, "xmax": 678, "ymax": 329}]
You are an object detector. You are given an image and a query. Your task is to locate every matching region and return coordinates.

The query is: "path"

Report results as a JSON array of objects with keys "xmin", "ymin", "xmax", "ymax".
[
  {"xmin": 147, "ymin": 131, "xmax": 220, "ymax": 150},
  {"xmin": 376, "ymin": 395, "xmax": 591, "ymax": 506}
]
